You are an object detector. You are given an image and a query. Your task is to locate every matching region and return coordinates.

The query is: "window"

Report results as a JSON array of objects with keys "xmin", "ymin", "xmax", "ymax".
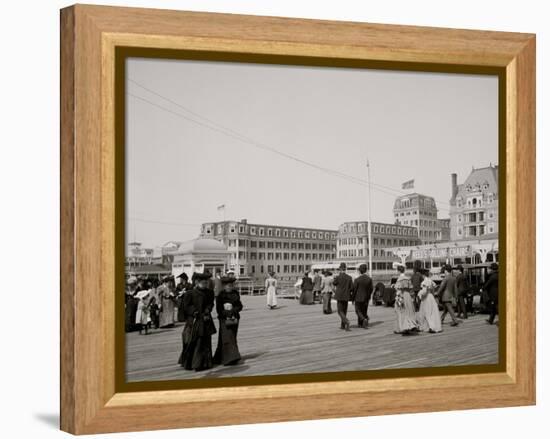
[
  {"xmin": 267, "ymin": 229, "xmax": 273, "ymax": 237},
  {"xmin": 283, "ymin": 229, "xmax": 289, "ymax": 237},
  {"xmin": 239, "ymin": 225, "xmax": 245, "ymax": 233},
  {"xmin": 230, "ymin": 225, "xmax": 236, "ymax": 233},
  {"xmin": 250, "ymin": 227, "xmax": 256, "ymax": 235},
  {"xmin": 250, "ymin": 252, "xmax": 257, "ymax": 260},
  {"xmin": 217, "ymin": 224, "xmax": 223, "ymax": 233},
  {"xmin": 275, "ymin": 229, "xmax": 281, "ymax": 237},
  {"xmin": 259, "ymin": 228, "xmax": 265, "ymax": 236},
  {"xmin": 298, "ymin": 231, "xmax": 303, "ymax": 239},
  {"xmin": 250, "ymin": 241, "xmax": 257, "ymax": 248},
  {"xmin": 312, "ymin": 232, "xmax": 317, "ymax": 239},
  {"xmin": 291, "ymin": 230, "xmax": 296, "ymax": 238},
  {"xmin": 205, "ymin": 225, "xmax": 212, "ymax": 234},
  {"xmin": 305, "ymin": 231, "xmax": 310, "ymax": 239},
  {"xmin": 258, "ymin": 242, "xmax": 265, "ymax": 248}
]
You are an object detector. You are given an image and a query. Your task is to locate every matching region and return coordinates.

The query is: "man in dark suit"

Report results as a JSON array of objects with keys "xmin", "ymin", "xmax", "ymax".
[
  {"xmin": 483, "ymin": 263, "xmax": 499, "ymax": 324},
  {"xmin": 437, "ymin": 265, "xmax": 459, "ymax": 326},
  {"xmin": 333, "ymin": 262, "xmax": 353, "ymax": 331},
  {"xmin": 351, "ymin": 264, "xmax": 373, "ymax": 328},
  {"xmin": 455, "ymin": 265, "xmax": 469, "ymax": 319}
]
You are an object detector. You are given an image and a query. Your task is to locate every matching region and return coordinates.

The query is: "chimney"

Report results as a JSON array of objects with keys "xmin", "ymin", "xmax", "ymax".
[
  {"xmin": 241, "ymin": 219, "xmax": 247, "ymax": 225},
  {"xmin": 451, "ymin": 173, "xmax": 458, "ymax": 203}
]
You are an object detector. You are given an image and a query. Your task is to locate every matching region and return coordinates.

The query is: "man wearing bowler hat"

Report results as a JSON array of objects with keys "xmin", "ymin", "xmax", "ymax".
[
  {"xmin": 483, "ymin": 262, "xmax": 499, "ymax": 325},
  {"xmin": 333, "ymin": 262, "xmax": 353, "ymax": 331},
  {"xmin": 352, "ymin": 263, "xmax": 373, "ymax": 328}
]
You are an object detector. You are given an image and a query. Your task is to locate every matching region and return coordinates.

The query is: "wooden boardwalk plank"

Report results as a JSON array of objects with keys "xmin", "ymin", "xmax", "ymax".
[{"xmin": 126, "ymin": 295, "xmax": 498, "ymax": 382}]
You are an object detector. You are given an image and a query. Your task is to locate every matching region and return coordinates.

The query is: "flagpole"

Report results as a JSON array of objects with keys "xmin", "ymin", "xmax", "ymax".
[{"xmin": 367, "ymin": 160, "xmax": 373, "ymax": 278}]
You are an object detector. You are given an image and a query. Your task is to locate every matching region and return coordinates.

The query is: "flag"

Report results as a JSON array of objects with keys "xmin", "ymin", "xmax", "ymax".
[
  {"xmin": 217, "ymin": 204, "xmax": 226, "ymax": 211},
  {"xmin": 401, "ymin": 179, "xmax": 414, "ymax": 190}
]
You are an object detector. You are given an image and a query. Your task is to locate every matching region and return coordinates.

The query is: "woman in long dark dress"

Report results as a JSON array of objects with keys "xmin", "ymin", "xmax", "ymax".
[
  {"xmin": 299, "ymin": 272, "xmax": 314, "ymax": 305},
  {"xmin": 213, "ymin": 277, "xmax": 243, "ymax": 366},
  {"xmin": 177, "ymin": 273, "xmax": 217, "ymax": 371},
  {"xmin": 124, "ymin": 278, "xmax": 139, "ymax": 332}
]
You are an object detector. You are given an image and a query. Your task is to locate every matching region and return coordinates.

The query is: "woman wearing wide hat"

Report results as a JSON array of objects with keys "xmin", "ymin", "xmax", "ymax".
[
  {"xmin": 178, "ymin": 272, "xmax": 217, "ymax": 371},
  {"xmin": 417, "ymin": 269, "xmax": 442, "ymax": 333},
  {"xmin": 393, "ymin": 264, "xmax": 419, "ymax": 335},
  {"xmin": 213, "ymin": 277, "xmax": 243, "ymax": 366},
  {"xmin": 265, "ymin": 272, "xmax": 278, "ymax": 309}
]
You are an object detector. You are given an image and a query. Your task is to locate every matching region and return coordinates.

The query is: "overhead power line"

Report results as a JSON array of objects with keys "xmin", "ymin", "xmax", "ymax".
[{"xmin": 127, "ymin": 78, "xmax": 451, "ymax": 212}]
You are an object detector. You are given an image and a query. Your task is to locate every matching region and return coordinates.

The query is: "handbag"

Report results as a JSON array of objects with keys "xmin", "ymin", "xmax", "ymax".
[{"xmin": 225, "ymin": 316, "xmax": 239, "ymax": 327}]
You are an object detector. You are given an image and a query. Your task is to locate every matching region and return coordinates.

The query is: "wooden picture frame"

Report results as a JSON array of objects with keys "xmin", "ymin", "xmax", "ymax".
[{"xmin": 60, "ymin": 4, "xmax": 535, "ymax": 434}]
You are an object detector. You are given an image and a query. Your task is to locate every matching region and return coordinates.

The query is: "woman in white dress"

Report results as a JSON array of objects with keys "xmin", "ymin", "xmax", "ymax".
[
  {"xmin": 135, "ymin": 284, "xmax": 152, "ymax": 335},
  {"xmin": 417, "ymin": 269, "xmax": 442, "ymax": 333},
  {"xmin": 265, "ymin": 272, "xmax": 278, "ymax": 309},
  {"xmin": 393, "ymin": 265, "xmax": 419, "ymax": 335}
]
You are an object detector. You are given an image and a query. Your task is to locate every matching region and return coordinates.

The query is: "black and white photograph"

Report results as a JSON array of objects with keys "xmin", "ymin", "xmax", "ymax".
[{"xmin": 124, "ymin": 57, "xmax": 500, "ymax": 383}]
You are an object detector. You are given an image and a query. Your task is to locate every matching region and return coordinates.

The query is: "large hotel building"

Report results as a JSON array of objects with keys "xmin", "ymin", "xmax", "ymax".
[
  {"xmin": 199, "ymin": 219, "xmax": 337, "ymax": 283},
  {"xmin": 393, "ymin": 193, "xmax": 450, "ymax": 244},
  {"xmin": 383, "ymin": 166, "xmax": 499, "ymax": 269},
  {"xmin": 449, "ymin": 165, "xmax": 499, "ymax": 240},
  {"xmin": 336, "ymin": 220, "xmax": 421, "ymax": 272}
]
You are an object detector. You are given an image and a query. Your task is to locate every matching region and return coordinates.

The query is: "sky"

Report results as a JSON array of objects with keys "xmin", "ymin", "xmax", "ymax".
[{"xmin": 126, "ymin": 58, "xmax": 498, "ymax": 248}]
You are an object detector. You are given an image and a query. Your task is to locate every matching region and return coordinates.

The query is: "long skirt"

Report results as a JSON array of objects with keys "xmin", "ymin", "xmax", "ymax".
[
  {"xmin": 418, "ymin": 294, "xmax": 442, "ymax": 332},
  {"xmin": 213, "ymin": 319, "xmax": 241, "ymax": 365},
  {"xmin": 135, "ymin": 303, "xmax": 151, "ymax": 325},
  {"xmin": 299, "ymin": 289, "xmax": 314, "ymax": 305},
  {"xmin": 266, "ymin": 286, "xmax": 277, "ymax": 307},
  {"xmin": 125, "ymin": 297, "xmax": 138, "ymax": 332},
  {"xmin": 322, "ymin": 292, "xmax": 333, "ymax": 314},
  {"xmin": 159, "ymin": 298, "xmax": 175, "ymax": 327},
  {"xmin": 394, "ymin": 292, "xmax": 418, "ymax": 333},
  {"xmin": 178, "ymin": 322, "xmax": 213, "ymax": 371}
]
